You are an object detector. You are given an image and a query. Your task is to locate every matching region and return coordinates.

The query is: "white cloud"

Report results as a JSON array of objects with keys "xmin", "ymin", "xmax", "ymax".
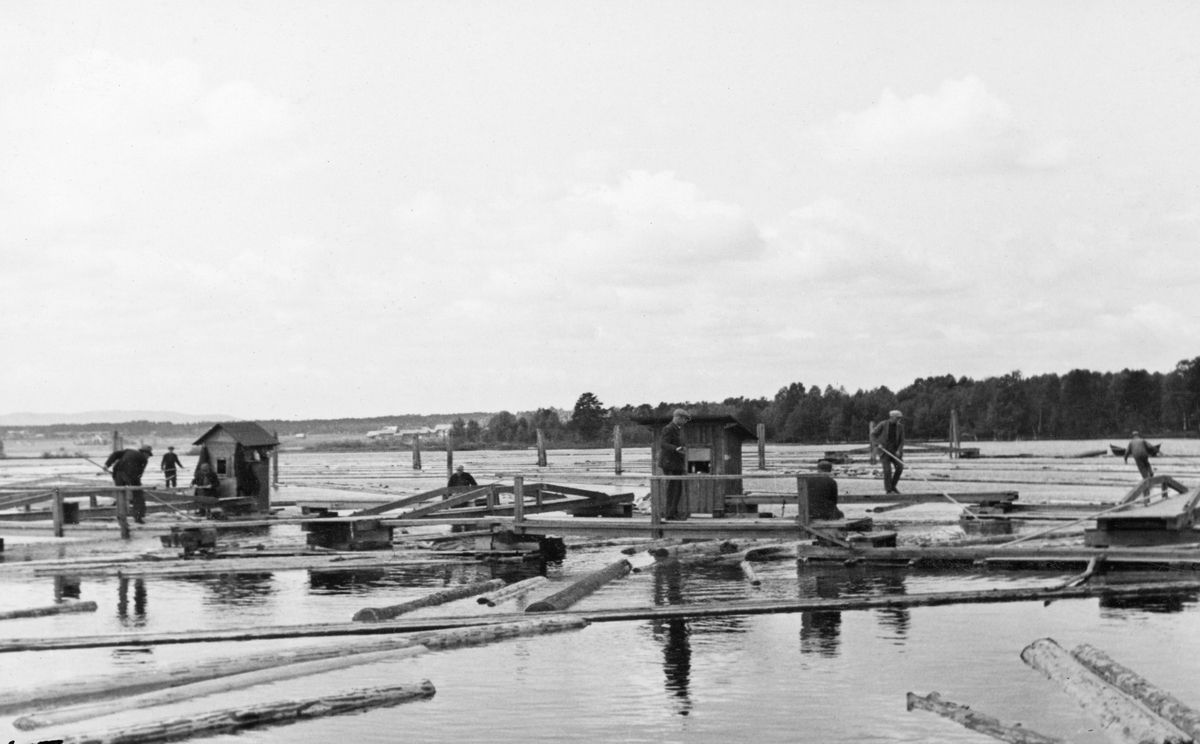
[{"xmin": 814, "ymin": 76, "xmax": 1070, "ymax": 173}]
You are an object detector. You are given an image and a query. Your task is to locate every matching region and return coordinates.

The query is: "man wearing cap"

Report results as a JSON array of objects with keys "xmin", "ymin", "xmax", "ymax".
[
  {"xmin": 160, "ymin": 446, "xmax": 184, "ymax": 488},
  {"xmin": 104, "ymin": 444, "xmax": 153, "ymax": 524},
  {"xmin": 1124, "ymin": 431, "xmax": 1155, "ymax": 480},
  {"xmin": 870, "ymin": 411, "xmax": 905, "ymax": 494},
  {"xmin": 659, "ymin": 409, "xmax": 692, "ymax": 520}
]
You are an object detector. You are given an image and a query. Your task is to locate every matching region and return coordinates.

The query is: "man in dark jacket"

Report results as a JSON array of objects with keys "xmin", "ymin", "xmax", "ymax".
[
  {"xmin": 105, "ymin": 444, "xmax": 152, "ymax": 523},
  {"xmin": 1124, "ymin": 432, "xmax": 1156, "ymax": 480},
  {"xmin": 160, "ymin": 446, "xmax": 183, "ymax": 487},
  {"xmin": 658, "ymin": 409, "xmax": 691, "ymax": 520},
  {"xmin": 448, "ymin": 465, "xmax": 478, "ymax": 488},
  {"xmin": 871, "ymin": 410, "xmax": 905, "ymax": 494}
]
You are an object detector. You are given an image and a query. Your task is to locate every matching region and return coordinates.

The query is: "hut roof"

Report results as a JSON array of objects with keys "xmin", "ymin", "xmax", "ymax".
[
  {"xmin": 633, "ymin": 414, "xmax": 756, "ymax": 440},
  {"xmin": 194, "ymin": 421, "xmax": 280, "ymax": 447}
]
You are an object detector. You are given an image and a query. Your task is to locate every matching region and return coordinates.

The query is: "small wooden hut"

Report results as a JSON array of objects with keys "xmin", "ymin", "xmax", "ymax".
[
  {"xmin": 637, "ymin": 414, "xmax": 756, "ymax": 517},
  {"xmin": 193, "ymin": 421, "xmax": 279, "ymax": 514}
]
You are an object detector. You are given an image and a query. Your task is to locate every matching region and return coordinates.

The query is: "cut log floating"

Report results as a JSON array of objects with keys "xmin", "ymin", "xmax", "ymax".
[
  {"xmin": 621, "ymin": 537, "xmax": 684, "ymax": 555},
  {"xmin": 739, "ymin": 560, "xmax": 761, "ymax": 586},
  {"xmin": 477, "ymin": 576, "xmax": 550, "ymax": 607},
  {"xmin": 55, "ymin": 681, "xmax": 436, "ymax": 744},
  {"xmin": 1072, "ymin": 644, "xmax": 1200, "ymax": 740},
  {"xmin": 907, "ymin": 691, "xmax": 1067, "ymax": 744},
  {"xmin": 571, "ymin": 537, "xmax": 654, "ymax": 551},
  {"xmin": 0, "ymin": 600, "xmax": 98, "ymax": 621},
  {"xmin": 1020, "ymin": 638, "xmax": 1191, "ymax": 744},
  {"xmin": 353, "ymin": 578, "xmax": 507, "ymax": 622},
  {"xmin": 15, "ymin": 645, "xmax": 432, "ymax": 730},
  {"xmin": 649, "ymin": 539, "xmax": 737, "ymax": 558},
  {"xmin": 0, "ymin": 617, "xmax": 585, "ymax": 717},
  {"xmin": 526, "ymin": 559, "xmax": 632, "ymax": 613}
]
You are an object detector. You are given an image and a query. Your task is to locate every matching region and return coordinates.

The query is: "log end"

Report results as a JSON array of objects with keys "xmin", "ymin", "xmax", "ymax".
[
  {"xmin": 352, "ymin": 608, "xmax": 381, "ymax": 623},
  {"xmin": 525, "ymin": 601, "xmax": 556, "ymax": 613}
]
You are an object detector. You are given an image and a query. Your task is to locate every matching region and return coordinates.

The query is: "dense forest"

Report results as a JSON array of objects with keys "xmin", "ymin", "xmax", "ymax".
[{"xmin": 9, "ymin": 357, "xmax": 1200, "ymax": 447}]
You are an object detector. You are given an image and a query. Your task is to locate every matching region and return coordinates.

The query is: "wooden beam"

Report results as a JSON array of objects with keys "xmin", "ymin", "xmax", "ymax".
[
  {"xmin": 401, "ymin": 485, "xmax": 495, "ymax": 519},
  {"xmin": 1021, "ymin": 638, "xmax": 1189, "ymax": 744}
]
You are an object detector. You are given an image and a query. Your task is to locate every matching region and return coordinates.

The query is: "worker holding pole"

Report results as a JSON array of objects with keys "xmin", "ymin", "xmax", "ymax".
[
  {"xmin": 871, "ymin": 410, "xmax": 905, "ymax": 494},
  {"xmin": 104, "ymin": 444, "xmax": 153, "ymax": 524}
]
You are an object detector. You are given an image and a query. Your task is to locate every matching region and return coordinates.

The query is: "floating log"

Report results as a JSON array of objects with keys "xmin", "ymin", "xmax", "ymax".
[
  {"xmin": 621, "ymin": 538, "xmax": 683, "ymax": 555},
  {"xmin": 795, "ymin": 545, "xmax": 1200, "ymax": 569},
  {"xmin": 1020, "ymin": 638, "xmax": 1190, "ymax": 744},
  {"xmin": 16, "ymin": 645, "xmax": 432, "ymax": 730},
  {"xmin": 650, "ymin": 540, "xmax": 737, "ymax": 558},
  {"xmin": 5, "ymin": 580, "xmax": 1198, "ymax": 653},
  {"xmin": 907, "ymin": 691, "xmax": 1066, "ymax": 743},
  {"xmin": 739, "ymin": 560, "xmax": 761, "ymax": 586},
  {"xmin": 0, "ymin": 616, "xmax": 586, "ymax": 716},
  {"xmin": 477, "ymin": 576, "xmax": 550, "ymax": 607},
  {"xmin": 0, "ymin": 600, "xmax": 97, "ymax": 621},
  {"xmin": 56, "ymin": 681, "xmax": 436, "ymax": 744},
  {"xmin": 1072, "ymin": 644, "xmax": 1200, "ymax": 740},
  {"xmin": 570, "ymin": 537, "xmax": 654, "ymax": 551},
  {"xmin": 526, "ymin": 559, "xmax": 631, "ymax": 613},
  {"xmin": 353, "ymin": 578, "xmax": 507, "ymax": 622}
]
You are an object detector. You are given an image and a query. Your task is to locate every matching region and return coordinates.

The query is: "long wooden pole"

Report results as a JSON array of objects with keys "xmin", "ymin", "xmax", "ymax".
[
  {"xmin": 613, "ymin": 424, "xmax": 622, "ymax": 475},
  {"xmin": 412, "ymin": 433, "xmax": 422, "ymax": 470},
  {"xmin": 116, "ymin": 488, "xmax": 130, "ymax": 539},
  {"xmin": 16, "ymin": 646, "xmax": 433, "ymax": 730},
  {"xmin": 757, "ymin": 423, "xmax": 766, "ymax": 470},
  {"xmin": 513, "ymin": 475, "xmax": 524, "ymax": 524},
  {"xmin": 526, "ymin": 558, "xmax": 631, "ymax": 613},
  {"xmin": 536, "ymin": 429, "xmax": 547, "ymax": 467},
  {"xmin": 56, "ymin": 682, "xmax": 436, "ymax": 744},
  {"xmin": 52, "ymin": 488, "xmax": 64, "ymax": 538},
  {"xmin": 1, "ymin": 617, "xmax": 586, "ymax": 717},
  {"xmin": 907, "ymin": 691, "xmax": 1066, "ymax": 743},
  {"xmin": 446, "ymin": 434, "xmax": 453, "ymax": 476},
  {"xmin": 1020, "ymin": 638, "xmax": 1190, "ymax": 744},
  {"xmin": 272, "ymin": 430, "xmax": 279, "ymax": 487},
  {"xmin": 477, "ymin": 576, "xmax": 549, "ymax": 607}
]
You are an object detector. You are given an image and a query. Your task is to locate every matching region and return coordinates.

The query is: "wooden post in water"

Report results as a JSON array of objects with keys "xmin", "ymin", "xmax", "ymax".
[
  {"xmin": 412, "ymin": 434, "xmax": 422, "ymax": 470},
  {"xmin": 536, "ymin": 429, "xmax": 547, "ymax": 467},
  {"xmin": 272, "ymin": 430, "xmax": 280, "ymax": 487},
  {"xmin": 795, "ymin": 476, "xmax": 810, "ymax": 527},
  {"xmin": 649, "ymin": 479, "xmax": 663, "ymax": 538},
  {"xmin": 757, "ymin": 423, "xmax": 766, "ymax": 470},
  {"xmin": 613, "ymin": 425, "xmax": 622, "ymax": 475},
  {"xmin": 445, "ymin": 435, "xmax": 453, "ymax": 477},
  {"xmin": 116, "ymin": 489, "xmax": 131, "ymax": 540},
  {"xmin": 52, "ymin": 488, "xmax": 64, "ymax": 538},
  {"xmin": 869, "ymin": 421, "xmax": 877, "ymax": 464},
  {"xmin": 951, "ymin": 410, "xmax": 961, "ymax": 459},
  {"xmin": 112, "ymin": 430, "xmax": 121, "ymax": 453},
  {"xmin": 513, "ymin": 475, "xmax": 524, "ymax": 525}
]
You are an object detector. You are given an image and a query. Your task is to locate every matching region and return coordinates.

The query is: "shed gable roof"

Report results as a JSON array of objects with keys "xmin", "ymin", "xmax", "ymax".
[{"xmin": 194, "ymin": 421, "xmax": 280, "ymax": 447}]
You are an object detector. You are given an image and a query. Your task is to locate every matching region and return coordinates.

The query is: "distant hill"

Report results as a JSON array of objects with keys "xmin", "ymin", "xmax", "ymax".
[{"xmin": 0, "ymin": 411, "xmax": 238, "ymax": 426}]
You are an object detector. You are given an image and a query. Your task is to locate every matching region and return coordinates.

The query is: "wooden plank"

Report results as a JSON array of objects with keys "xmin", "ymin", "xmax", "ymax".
[
  {"xmin": 55, "ymin": 682, "xmax": 436, "ymax": 744},
  {"xmin": 350, "ymin": 486, "xmax": 462, "ymax": 516},
  {"xmin": 402, "ymin": 486, "xmax": 495, "ymax": 519},
  {"xmin": 797, "ymin": 544, "xmax": 1200, "ymax": 567},
  {"xmin": 730, "ymin": 491, "xmax": 1020, "ymax": 505},
  {"xmin": 1021, "ymin": 638, "xmax": 1189, "ymax": 744}
]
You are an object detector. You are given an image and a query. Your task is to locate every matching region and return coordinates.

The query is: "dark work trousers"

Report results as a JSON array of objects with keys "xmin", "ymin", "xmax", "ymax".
[
  {"xmin": 113, "ymin": 472, "xmax": 146, "ymax": 522},
  {"xmin": 1133, "ymin": 456, "xmax": 1154, "ymax": 480},
  {"xmin": 880, "ymin": 449, "xmax": 904, "ymax": 493},
  {"xmin": 163, "ymin": 469, "xmax": 177, "ymax": 488},
  {"xmin": 663, "ymin": 466, "xmax": 688, "ymax": 520}
]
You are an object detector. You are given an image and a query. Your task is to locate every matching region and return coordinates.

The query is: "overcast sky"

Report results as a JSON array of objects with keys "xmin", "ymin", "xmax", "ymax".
[{"xmin": 2, "ymin": 2, "xmax": 1198, "ymax": 421}]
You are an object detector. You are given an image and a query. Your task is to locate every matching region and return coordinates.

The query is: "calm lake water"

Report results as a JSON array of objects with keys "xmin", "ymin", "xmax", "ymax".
[{"xmin": 0, "ymin": 442, "xmax": 1197, "ymax": 743}]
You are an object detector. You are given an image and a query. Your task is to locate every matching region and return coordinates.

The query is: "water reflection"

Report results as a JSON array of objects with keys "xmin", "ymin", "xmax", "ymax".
[
  {"xmin": 1100, "ymin": 589, "xmax": 1200, "ymax": 615},
  {"xmin": 796, "ymin": 564, "xmax": 912, "ymax": 655},
  {"xmin": 651, "ymin": 564, "xmax": 692, "ymax": 715},
  {"xmin": 309, "ymin": 569, "xmax": 389, "ymax": 593},
  {"xmin": 54, "ymin": 574, "xmax": 81, "ymax": 601},
  {"xmin": 117, "ymin": 577, "xmax": 148, "ymax": 627},
  {"xmin": 176, "ymin": 572, "xmax": 276, "ymax": 607}
]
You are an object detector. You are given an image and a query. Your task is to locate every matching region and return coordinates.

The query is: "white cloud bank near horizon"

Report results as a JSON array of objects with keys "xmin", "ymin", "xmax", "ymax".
[{"xmin": 2, "ymin": 2, "xmax": 1198, "ymax": 420}]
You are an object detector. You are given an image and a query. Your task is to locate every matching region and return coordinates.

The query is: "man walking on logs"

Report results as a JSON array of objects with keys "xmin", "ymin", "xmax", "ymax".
[
  {"xmin": 105, "ymin": 444, "xmax": 152, "ymax": 524},
  {"xmin": 160, "ymin": 446, "xmax": 183, "ymax": 487},
  {"xmin": 1124, "ymin": 431, "xmax": 1156, "ymax": 480},
  {"xmin": 659, "ymin": 409, "xmax": 691, "ymax": 521},
  {"xmin": 871, "ymin": 410, "xmax": 905, "ymax": 494}
]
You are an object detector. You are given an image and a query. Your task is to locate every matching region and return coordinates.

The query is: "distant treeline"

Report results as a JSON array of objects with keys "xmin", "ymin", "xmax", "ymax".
[{"xmin": 9, "ymin": 358, "xmax": 1200, "ymax": 446}]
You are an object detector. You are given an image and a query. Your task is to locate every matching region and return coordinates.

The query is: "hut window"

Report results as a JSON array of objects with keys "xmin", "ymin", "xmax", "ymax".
[{"xmin": 216, "ymin": 458, "xmax": 227, "ymax": 475}]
